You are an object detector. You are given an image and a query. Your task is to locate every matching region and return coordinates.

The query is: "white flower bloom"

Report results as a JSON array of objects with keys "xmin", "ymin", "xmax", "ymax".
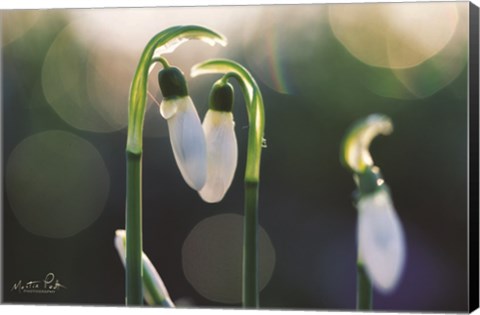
[
  {"xmin": 357, "ymin": 189, "xmax": 405, "ymax": 293},
  {"xmin": 199, "ymin": 110, "xmax": 238, "ymax": 203},
  {"xmin": 114, "ymin": 230, "xmax": 174, "ymax": 306},
  {"xmin": 160, "ymin": 96, "xmax": 207, "ymax": 190}
]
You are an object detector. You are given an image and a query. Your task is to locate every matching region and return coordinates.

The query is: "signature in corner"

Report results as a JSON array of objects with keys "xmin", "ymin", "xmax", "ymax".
[{"xmin": 11, "ymin": 273, "xmax": 67, "ymax": 294}]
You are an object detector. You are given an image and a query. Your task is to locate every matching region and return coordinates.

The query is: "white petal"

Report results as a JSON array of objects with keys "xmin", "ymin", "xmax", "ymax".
[
  {"xmin": 357, "ymin": 189, "xmax": 405, "ymax": 293},
  {"xmin": 199, "ymin": 110, "xmax": 238, "ymax": 203},
  {"xmin": 163, "ymin": 97, "xmax": 207, "ymax": 190}
]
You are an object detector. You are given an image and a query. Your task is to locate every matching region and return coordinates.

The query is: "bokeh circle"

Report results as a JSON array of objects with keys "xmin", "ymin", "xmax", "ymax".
[
  {"xmin": 6, "ymin": 130, "xmax": 110, "ymax": 238},
  {"xmin": 182, "ymin": 213, "xmax": 276, "ymax": 304}
]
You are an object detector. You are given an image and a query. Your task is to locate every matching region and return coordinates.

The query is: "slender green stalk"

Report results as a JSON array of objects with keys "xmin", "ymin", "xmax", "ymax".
[
  {"xmin": 244, "ymin": 181, "xmax": 260, "ymax": 307},
  {"xmin": 126, "ymin": 151, "xmax": 143, "ymax": 305},
  {"xmin": 191, "ymin": 60, "xmax": 265, "ymax": 308},
  {"xmin": 356, "ymin": 262, "xmax": 372, "ymax": 310},
  {"xmin": 125, "ymin": 26, "xmax": 226, "ymax": 305}
]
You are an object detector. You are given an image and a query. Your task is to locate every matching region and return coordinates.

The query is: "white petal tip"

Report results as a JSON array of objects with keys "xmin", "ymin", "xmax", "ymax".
[
  {"xmin": 115, "ymin": 229, "xmax": 126, "ymax": 238},
  {"xmin": 187, "ymin": 177, "xmax": 207, "ymax": 191},
  {"xmin": 198, "ymin": 190, "xmax": 226, "ymax": 203}
]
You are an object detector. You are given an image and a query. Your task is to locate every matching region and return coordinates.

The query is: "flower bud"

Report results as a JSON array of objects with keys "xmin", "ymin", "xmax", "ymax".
[
  {"xmin": 158, "ymin": 67, "xmax": 188, "ymax": 99},
  {"xmin": 209, "ymin": 82, "xmax": 234, "ymax": 112},
  {"xmin": 199, "ymin": 82, "xmax": 237, "ymax": 203},
  {"xmin": 158, "ymin": 67, "xmax": 207, "ymax": 190}
]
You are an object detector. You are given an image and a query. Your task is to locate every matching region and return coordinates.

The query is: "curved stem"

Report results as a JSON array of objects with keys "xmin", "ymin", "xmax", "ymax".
[
  {"xmin": 125, "ymin": 26, "xmax": 226, "ymax": 306},
  {"xmin": 152, "ymin": 57, "xmax": 171, "ymax": 69},
  {"xmin": 191, "ymin": 60, "xmax": 265, "ymax": 308},
  {"xmin": 191, "ymin": 60, "xmax": 265, "ymax": 183},
  {"xmin": 127, "ymin": 25, "xmax": 226, "ymax": 154}
]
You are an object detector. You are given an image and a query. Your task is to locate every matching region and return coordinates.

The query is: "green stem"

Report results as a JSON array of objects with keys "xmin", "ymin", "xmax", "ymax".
[
  {"xmin": 152, "ymin": 57, "xmax": 171, "ymax": 69},
  {"xmin": 125, "ymin": 26, "xmax": 226, "ymax": 306},
  {"xmin": 243, "ymin": 181, "xmax": 259, "ymax": 307},
  {"xmin": 191, "ymin": 60, "xmax": 265, "ymax": 308},
  {"xmin": 191, "ymin": 60, "xmax": 264, "ymax": 183},
  {"xmin": 356, "ymin": 262, "xmax": 372, "ymax": 310},
  {"xmin": 126, "ymin": 151, "xmax": 143, "ymax": 305}
]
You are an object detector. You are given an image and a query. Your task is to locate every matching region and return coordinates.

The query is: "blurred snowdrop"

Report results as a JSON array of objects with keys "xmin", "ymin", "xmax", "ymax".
[
  {"xmin": 158, "ymin": 66, "xmax": 207, "ymax": 190},
  {"xmin": 199, "ymin": 82, "xmax": 238, "ymax": 203},
  {"xmin": 341, "ymin": 114, "xmax": 405, "ymax": 306},
  {"xmin": 356, "ymin": 168, "xmax": 405, "ymax": 294}
]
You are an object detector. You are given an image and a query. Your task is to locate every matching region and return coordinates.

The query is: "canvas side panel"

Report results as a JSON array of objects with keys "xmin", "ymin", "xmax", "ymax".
[{"xmin": 469, "ymin": 1, "xmax": 479, "ymax": 312}]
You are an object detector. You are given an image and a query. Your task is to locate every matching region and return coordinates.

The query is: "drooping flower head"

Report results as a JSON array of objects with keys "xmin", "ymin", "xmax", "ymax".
[
  {"xmin": 158, "ymin": 66, "xmax": 207, "ymax": 191},
  {"xmin": 355, "ymin": 166, "xmax": 405, "ymax": 293},
  {"xmin": 341, "ymin": 114, "xmax": 406, "ymax": 294},
  {"xmin": 199, "ymin": 81, "xmax": 238, "ymax": 203}
]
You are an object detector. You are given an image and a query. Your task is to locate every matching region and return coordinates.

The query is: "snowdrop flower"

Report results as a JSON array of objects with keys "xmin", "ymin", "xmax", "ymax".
[
  {"xmin": 158, "ymin": 66, "xmax": 207, "ymax": 190},
  {"xmin": 199, "ymin": 82, "xmax": 238, "ymax": 203},
  {"xmin": 191, "ymin": 59, "xmax": 266, "ymax": 307},
  {"xmin": 356, "ymin": 168, "xmax": 405, "ymax": 293},
  {"xmin": 123, "ymin": 26, "xmax": 227, "ymax": 306},
  {"xmin": 342, "ymin": 114, "xmax": 406, "ymax": 294}
]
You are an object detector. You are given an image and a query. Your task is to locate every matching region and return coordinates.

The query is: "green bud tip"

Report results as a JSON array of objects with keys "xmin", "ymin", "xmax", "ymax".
[
  {"xmin": 209, "ymin": 82, "xmax": 234, "ymax": 112},
  {"xmin": 357, "ymin": 166, "xmax": 386, "ymax": 197},
  {"xmin": 158, "ymin": 67, "xmax": 189, "ymax": 99}
]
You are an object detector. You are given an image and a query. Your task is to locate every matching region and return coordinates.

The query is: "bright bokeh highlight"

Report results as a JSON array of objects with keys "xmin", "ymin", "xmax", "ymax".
[
  {"xmin": 329, "ymin": 2, "xmax": 459, "ymax": 69},
  {"xmin": 242, "ymin": 5, "xmax": 328, "ymax": 94},
  {"xmin": 42, "ymin": 22, "xmax": 130, "ymax": 132}
]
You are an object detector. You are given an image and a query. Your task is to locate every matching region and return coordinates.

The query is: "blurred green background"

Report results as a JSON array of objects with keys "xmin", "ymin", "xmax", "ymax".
[{"xmin": 1, "ymin": 3, "xmax": 471, "ymax": 311}]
